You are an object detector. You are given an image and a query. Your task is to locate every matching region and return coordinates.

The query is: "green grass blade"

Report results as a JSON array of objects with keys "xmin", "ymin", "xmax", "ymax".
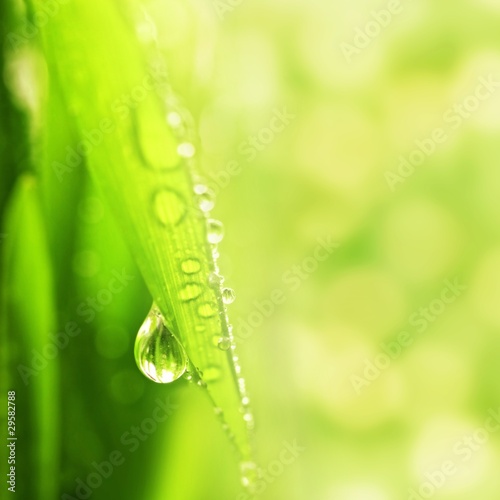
[
  {"xmin": 1, "ymin": 175, "xmax": 59, "ymax": 500},
  {"xmin": 33, "ymin": 0, "xmax": 254, "ymax": 465}
]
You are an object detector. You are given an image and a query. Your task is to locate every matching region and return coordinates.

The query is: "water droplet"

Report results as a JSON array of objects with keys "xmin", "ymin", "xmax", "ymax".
[
  {"xmin": 222, "ymin": 287, "xmax": 236, "ymax": 304},
  {"xmin": 214, "ymin": 407, "xmax": 224, "ymax": 416},
  {"xmin": 237, "ymin": 377, "xmax": 247, "ymax": 392},
  {"xmin": 243, "ymin": 411, "xmax": 253, "ymax": 422},
  {"xmin": 207, "ymin": 219, "xmax": 224, "ymax": 244},
  {"xmin": 134, "ymin": 306, "xmax": 187, "ymax": 384},
  {"xmin": 153, "ymin": 188, "xmax": 187, "ymax": 226},
  {"xmin": 243, "ymin": 411, "xmax": 255, "ymax": 430},
  {"xmin": 203, "ymin": 364, "xmax": 222, "ymax": 382},
  {"xmin": 133, "ymin": 106, "xmax": 179, "ymax": 171},
  {"xmin": 178, "ymin": 282, "xmax": 202, "ymax": 302},
  {"xmin": 241, "ymin": 396, "xmax": 250, "ymax": 407},
  {"xmin": 193, "ymin": 183, "xmax": 207, "ymax": 195},
  {"xmin": 208, "ymin": 272, "xmax": 223, "ymax": 287},
  {"xmin": 177, "ymin": 142, "xmax": 195, "ymax": 158},
  {"xmin": 194, "ymin": 185, "xmax": 215, "ymax": 212},
  {"xmin": 217, "ymin": 337, "xmax": 231, "ymax": 351},
  {"xmin": 181, "ymin": 258, "xmax": 201, "ymax": 274},
  {"xmin": 166, "ymin": 111, "xmax": 182, "ymax": 128},
  {"xmin": 197, "ymin": 301, "xmax": 217, "ymax": 318},
  {"xmin": 240, "ymin": 461, "xmax": 259, "ymax": 491}
]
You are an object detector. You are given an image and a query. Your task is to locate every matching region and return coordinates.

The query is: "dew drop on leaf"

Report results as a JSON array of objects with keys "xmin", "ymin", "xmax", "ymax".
[
  {"xmin": 194, "ymin": 184, "xmax": 215, "ymax": 212},
  {"xmin": 180, "ymin": 258, "xmax": 201, "ymax": 274},
  {"xmin": 240, "ymin": 461, "xmax": 259, "ymax": 492},
  {"xmin": 207, "ymin": 218, "xmax": 224, "ymax": 244},
  {"xmin": 193, "ymin": 183, "xmax": 207, "ymax": 194},
  {"xmin": 178, "ymin": 282, "xmax": 202, "ymax": 301},
  {"xmin": 221, "ymin": 287, "xmax": 236, "ymax": 304},
  {"xmin": 202, "ymin": 364, "xmax": 222, "ymax": 382},
  {"xmin": 166, "ymin": 111, "xmax": 182, "ymax": 128},
  {"xmin": 217, "ymin": 337, "xmax": 231, "ymax": 351},
  {"xmin": 242, "ymin": 411, "xmax": 254, "ymax": 428},
  {"xmin": 133, "ymin": 106, "xmax": 179, "ymax": 170},
  {"xmin": 208, "ymin": 271, "xmax": 223, "ymax": 287},
  {"xmin": 197, "ymin": 301, "xmax": 217, "ymax": 318},
  {"xmin": 153, "ymin": 188, "xmax": 186, "ymax": 226},
  {"xmin": 134, "ymin": 305, "xmax": 188, "ymax": 383},
  {"xmin": 177, "ymin": 142, "xmax": 195, "ymax": 158},
  {"xmin": 195, "ymin": 324, "xmax": 206, "ymax": 334}
]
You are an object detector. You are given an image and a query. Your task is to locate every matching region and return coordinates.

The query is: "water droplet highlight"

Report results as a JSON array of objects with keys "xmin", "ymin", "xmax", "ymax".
[
  {"xmin": 222, "ymin": 287, "xmax": 236, "ymax": 304},
  {"xmin": 207, "ymin": 219, "xmax": 224, "ymax": 244},
  {"xmin": 134, "ymin": 306, "xmax": 188, "ymax": 384}
]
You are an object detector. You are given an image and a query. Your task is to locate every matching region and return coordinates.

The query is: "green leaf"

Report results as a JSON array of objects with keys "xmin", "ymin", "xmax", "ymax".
[{"xmin": 32, "ymin": 0, "xmax": 254, "ymax": 465}]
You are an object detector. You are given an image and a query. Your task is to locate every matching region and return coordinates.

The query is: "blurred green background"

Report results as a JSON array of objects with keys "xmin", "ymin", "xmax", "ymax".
[{"xmin": 2, "ymin": 0, "xmax": 500, "ymax": 499}]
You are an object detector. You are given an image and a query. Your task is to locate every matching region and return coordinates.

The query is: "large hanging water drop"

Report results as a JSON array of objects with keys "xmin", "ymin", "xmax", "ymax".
[{"xmin": 134, "ymin": 305, "xmax": 188, "ymax": 383}]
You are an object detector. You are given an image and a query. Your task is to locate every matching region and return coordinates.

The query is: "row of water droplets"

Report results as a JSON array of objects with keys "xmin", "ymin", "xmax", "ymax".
[{"xmin": 131, "ymin": 8, "xmax": 257, "ymax": 490}]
